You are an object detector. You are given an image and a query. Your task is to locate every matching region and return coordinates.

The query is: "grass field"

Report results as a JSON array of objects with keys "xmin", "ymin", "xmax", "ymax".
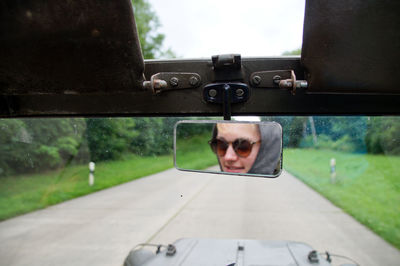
[
  {"xmin": 175, "ymin": 133, "xmax": 218, "ymax": 170},
  {"xmin": 284, "ymin": 148, "xmax": 400, "ymax": 249},
  {"xmin": 0, "ymin": 134, "xmax": 217, "ymax": 222},
  {"xmin": 0, "ymin": 154, "xmax": 173, "ymax": 221}
]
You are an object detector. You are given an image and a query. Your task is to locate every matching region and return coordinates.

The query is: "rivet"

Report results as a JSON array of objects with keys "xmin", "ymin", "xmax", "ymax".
[
  {"xmin": 170, "ymin": 77, "xmax": 179, "ymax": 87},
  {"xmin": 252, "ymin": 75, "xmax": 261, "ymax": 86},
  {"xmin": 236, "ymin": 88, "xmax": 244, "ymax": 97},
  {"xmin": 272, "ymin": 75, "xmax": 282, "ymax": 85},
  {"xmin": 209, "ymin": 89, "xmax": 217, "ymax": 97},
  {"xmin": 189, "ymin": 76, "xmax": 199, "ymax": 86}
]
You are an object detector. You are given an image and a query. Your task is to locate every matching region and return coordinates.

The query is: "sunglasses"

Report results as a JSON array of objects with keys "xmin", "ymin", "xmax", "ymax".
[{"xmin": 208, "ymin": 138, "xmax": 261, "ymax": 158}]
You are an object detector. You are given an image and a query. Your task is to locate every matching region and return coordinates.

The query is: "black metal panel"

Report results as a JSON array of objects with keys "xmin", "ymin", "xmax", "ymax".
[
  {"xmin": 0, "ymin": 0, "xmax": 144, "ymax": 95},
  {"xmin": 301, "ymin": 0, "xmax": 400, "ymax": 93},
  {"xmin": 1, "ymin": 58, "xmax": 399, "ymax": 117}
]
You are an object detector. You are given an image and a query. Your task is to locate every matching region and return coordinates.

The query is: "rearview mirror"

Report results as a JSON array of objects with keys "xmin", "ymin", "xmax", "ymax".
[{"xmin": 174, "ymin": 120, "xmax": 283, "ymax": 178}]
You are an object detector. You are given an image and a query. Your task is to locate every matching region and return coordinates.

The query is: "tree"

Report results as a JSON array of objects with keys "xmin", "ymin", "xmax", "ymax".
[
  {"xmin": 0, "ymin": 118, "xmax": 89, "ymax": 176},
  {"xmin": 282, "ymin": 48, "xmax": 301, "ymax": 56},
  {"xmin": 365, "ymin": 117, "xmax": 400, "ymax": 155},
  {"xmin": 132, "ymin": 0, "xmax": 175, "ymax": 59},
  {"xmin": 86, "ymin": 118, "xmax": 138, "ymax": 161}
]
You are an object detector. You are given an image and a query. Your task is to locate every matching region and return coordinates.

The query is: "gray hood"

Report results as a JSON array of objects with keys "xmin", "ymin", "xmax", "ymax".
[{"xmin": 248, "ymin": 122, "xmax": 282, "ymax": 175}]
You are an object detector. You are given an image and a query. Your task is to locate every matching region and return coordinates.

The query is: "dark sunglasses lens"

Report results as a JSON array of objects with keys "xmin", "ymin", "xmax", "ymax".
[
  {"xmin": 234, "ymin": 139, "xmax": 252, "ymax": 157},
  {"xmin": 216, "ymin": 140, "xmax": 229, "ymax": 156},
  {"xmin": 209, "ymin": 139, "xmax": 228, "ymax": 156}
]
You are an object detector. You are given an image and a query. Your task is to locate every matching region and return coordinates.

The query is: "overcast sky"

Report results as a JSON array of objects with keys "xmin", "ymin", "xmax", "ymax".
[{"xmin": 147, "ymin": 0, "xmax": 305, "ymax": 58}]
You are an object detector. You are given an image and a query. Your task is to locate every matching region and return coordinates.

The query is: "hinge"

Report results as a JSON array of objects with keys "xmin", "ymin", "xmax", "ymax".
[{"xmin": 212, "ymin": 54, "xmax": 241, "ymax": 70}]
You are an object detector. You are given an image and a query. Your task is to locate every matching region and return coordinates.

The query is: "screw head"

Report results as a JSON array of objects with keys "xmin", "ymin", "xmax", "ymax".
[
  {"xmin": 252, "ymin": 75, "xmax": 261, "ymax": 86},
  {"xmin": 189, "ymin": 76, "xmax": 199, "ymax": 86},
  {"xmin": 170, "ymin": 77, "xmax": 179, "ymax": 87},
  {"xmin": 272, "ymin": 75, "xmax": 282, "ymax": 85},
  {"xmin": 208, "ymin": 89, "xmax": 217, "ymax": 97},
  {"xmin": 236, "ymin": 88, "xmax": 244, "ymax": 97}
]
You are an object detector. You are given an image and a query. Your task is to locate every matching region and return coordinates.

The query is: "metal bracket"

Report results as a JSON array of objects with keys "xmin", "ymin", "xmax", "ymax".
[
  {"xmin": 212, "ymin": 54, "xmax": 241, "ymax": 70},
  {"xmin": 250, "ymin": 70, "xmax": 308, "ymax": 94},
  {"xmin": 203, "ymin": 82, "xmax": 249, "ymax": 120},
  {"xmin": 143, "ymin": 72, "xmax": 201, "ymax": 94}
]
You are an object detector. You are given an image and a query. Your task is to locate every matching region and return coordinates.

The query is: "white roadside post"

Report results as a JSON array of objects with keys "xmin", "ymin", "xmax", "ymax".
[
  {"xmin": 89, "ymin": 162, "xmax": 95, "ymax": 186},
  {"xmin": 330, "ymin": 158, "xmax": 336, "ymax": 184}
]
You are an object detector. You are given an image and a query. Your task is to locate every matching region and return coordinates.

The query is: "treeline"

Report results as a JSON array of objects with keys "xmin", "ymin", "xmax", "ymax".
[
  {"xmin": 267, "ymin": 116, "xmax": 400, "ymax": 154},
  {"xmin": 0, "ymin": 118, "xmax": 88, "ymax": 176},
  {"xmin": 1, "ymin": 116, "xmax": 398, "ymax": 177},
  {"xmin": 0, "ymin": 118, "xmax": 180, "ymax": 177}
]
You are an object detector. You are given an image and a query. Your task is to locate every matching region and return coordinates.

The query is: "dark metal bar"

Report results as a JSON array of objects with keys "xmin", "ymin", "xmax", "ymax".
[
  {"xmin": 223, "ymin": 84, "xmax": 232, "ymax": 120},
  {"xmin": 1, "ymin": 58, "xmax": 400, "ymax": 117}
]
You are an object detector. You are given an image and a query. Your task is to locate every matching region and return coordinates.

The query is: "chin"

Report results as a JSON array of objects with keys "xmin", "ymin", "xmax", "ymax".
[{"xmin": 223, "ymin": 166, "xmax": 247, "ymax": 173}]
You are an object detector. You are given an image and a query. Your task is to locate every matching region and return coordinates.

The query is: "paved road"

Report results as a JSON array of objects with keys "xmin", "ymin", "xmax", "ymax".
[{"xmin": 0, "ymin": 168, "xmax": 399, "ymax": 266}]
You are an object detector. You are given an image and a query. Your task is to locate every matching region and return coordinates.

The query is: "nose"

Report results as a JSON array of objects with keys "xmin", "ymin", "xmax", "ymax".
[{"xmin": 224, "ymin": 144, "xmax": 238, "ymax": 161}]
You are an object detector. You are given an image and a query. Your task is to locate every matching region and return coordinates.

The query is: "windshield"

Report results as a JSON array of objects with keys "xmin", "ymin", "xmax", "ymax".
[
  {"xmin": 144, "ymin": 0, "xmax": 305, "ymax": 58},
  {"xmin": 0, "ymin": 116, "xmax": 399, "ymax": 266}
]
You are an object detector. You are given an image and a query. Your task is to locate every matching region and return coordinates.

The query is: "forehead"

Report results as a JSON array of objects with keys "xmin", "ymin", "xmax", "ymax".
[{"xmin": 217, "ymin": 123, "xmax": 260, "ymax": 140}]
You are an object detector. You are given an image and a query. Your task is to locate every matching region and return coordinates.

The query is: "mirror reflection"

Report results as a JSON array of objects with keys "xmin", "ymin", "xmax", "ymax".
[{"xmin": 174, "ymin": 121, "xmax": 283, "ymax": 177}]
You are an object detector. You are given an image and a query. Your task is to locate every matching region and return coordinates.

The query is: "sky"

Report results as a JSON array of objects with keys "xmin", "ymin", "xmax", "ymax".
[{"xmin": 147, "ymin": 0, "xmax": 305, "ymax": 58}]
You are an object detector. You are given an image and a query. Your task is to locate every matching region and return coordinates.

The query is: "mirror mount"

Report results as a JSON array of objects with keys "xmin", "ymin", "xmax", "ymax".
[
  {"xmin": 223, "ymin": 84, "xmax": 231, "ymax": 120},
  {"xmin": 204, "ymin": 54, "xmax": 250, "ymax": 120},
  {"xmin": 203, "ymin": 83, "xmax": 250, "ymax": 120}
]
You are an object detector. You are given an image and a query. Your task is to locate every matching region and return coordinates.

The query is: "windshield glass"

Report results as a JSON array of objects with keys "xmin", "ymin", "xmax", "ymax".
[
  {"xmin": 144, "ymin": 0, "xmax": 305, "ymax": 58},
  {"xmin": 0, "ymin": 116, "xmax": 399, "ymax": 266}
]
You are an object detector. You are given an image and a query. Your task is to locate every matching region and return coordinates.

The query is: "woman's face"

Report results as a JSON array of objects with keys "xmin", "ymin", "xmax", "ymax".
[{"xmin": 216, "ymin": 123, "xmax": 261, "ymax": 173}]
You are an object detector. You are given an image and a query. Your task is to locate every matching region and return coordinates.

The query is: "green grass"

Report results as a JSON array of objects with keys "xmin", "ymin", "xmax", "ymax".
[
  {"xmin": 0, "ymin": 134, "xmax": 218, "ymax": 221},
  {"xmin": 176, "ymin": 133, "xmax": 219, "ymax": 170},
  {"xmin": 284, "ymin": 148, "xmax": 400, "ymax": 249},
  {"xmin": 0, "ymin": 154, "xmax": 172, "ymax": 221}
]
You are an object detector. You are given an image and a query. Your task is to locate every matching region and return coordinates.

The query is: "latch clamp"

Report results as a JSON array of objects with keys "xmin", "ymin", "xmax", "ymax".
[
  {"xmin": 143, "ymin": 72, "xmax": 201, "ymax": 94},
  {"xmin": 250, "ymin": 70, "xmax": 308, "ymax": 94}
]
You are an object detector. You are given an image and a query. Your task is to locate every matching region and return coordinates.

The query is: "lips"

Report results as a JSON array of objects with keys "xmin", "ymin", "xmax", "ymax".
[{"xmin": 224, "ymin": 165, "xmax": 245, "ymax": 173}]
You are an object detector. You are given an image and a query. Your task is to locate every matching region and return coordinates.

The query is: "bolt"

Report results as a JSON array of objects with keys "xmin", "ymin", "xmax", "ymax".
[
  {"xmin": 153, "ymin": 79, "xmax": 167, "ymax": 89},
  {"xmin": 169, "ymin": 77, "xmax": 179, "ymax": 87},
  {"xmin": 236, "ymin": 88, "xmax": 244, "ymax": 97},
  {"xmin": 143, "ymin": 81, "xmax": 151, "ymax": 90},
  {"xmin": 208, "ymin": 89, "xmax": 217, "ymax": 97},
  {"xmin": 272, "ymin": 75, "xmax": 282, "ymax": 85},
  {"xmin": 279, "ymin": 80, "xmax": 293, "ymax": 89},
  {"xmin": 189, "ymin": 76, "xmax": 199, "ymax": 86},
  {"xmin": 252, "ymin": 75, "xmax": 261, "ymax": 86},
  {"xmin": 144, "ymin": 78, "xmax": 167, "ymax": 93},
  {"xmin": 296, "ymin": 80, "xmax": 308, "ymax": 89}
]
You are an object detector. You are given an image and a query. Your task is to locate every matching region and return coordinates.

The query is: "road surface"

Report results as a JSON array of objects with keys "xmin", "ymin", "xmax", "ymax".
[{"xmin": 0, "ymin": 168, "xmax": 399, "ymax": 266}]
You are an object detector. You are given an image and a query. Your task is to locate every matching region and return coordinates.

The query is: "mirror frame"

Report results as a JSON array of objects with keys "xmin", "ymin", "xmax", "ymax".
[{"xmin": 173, "ymin": 120, "xmax": 283, "ymax": 178}]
